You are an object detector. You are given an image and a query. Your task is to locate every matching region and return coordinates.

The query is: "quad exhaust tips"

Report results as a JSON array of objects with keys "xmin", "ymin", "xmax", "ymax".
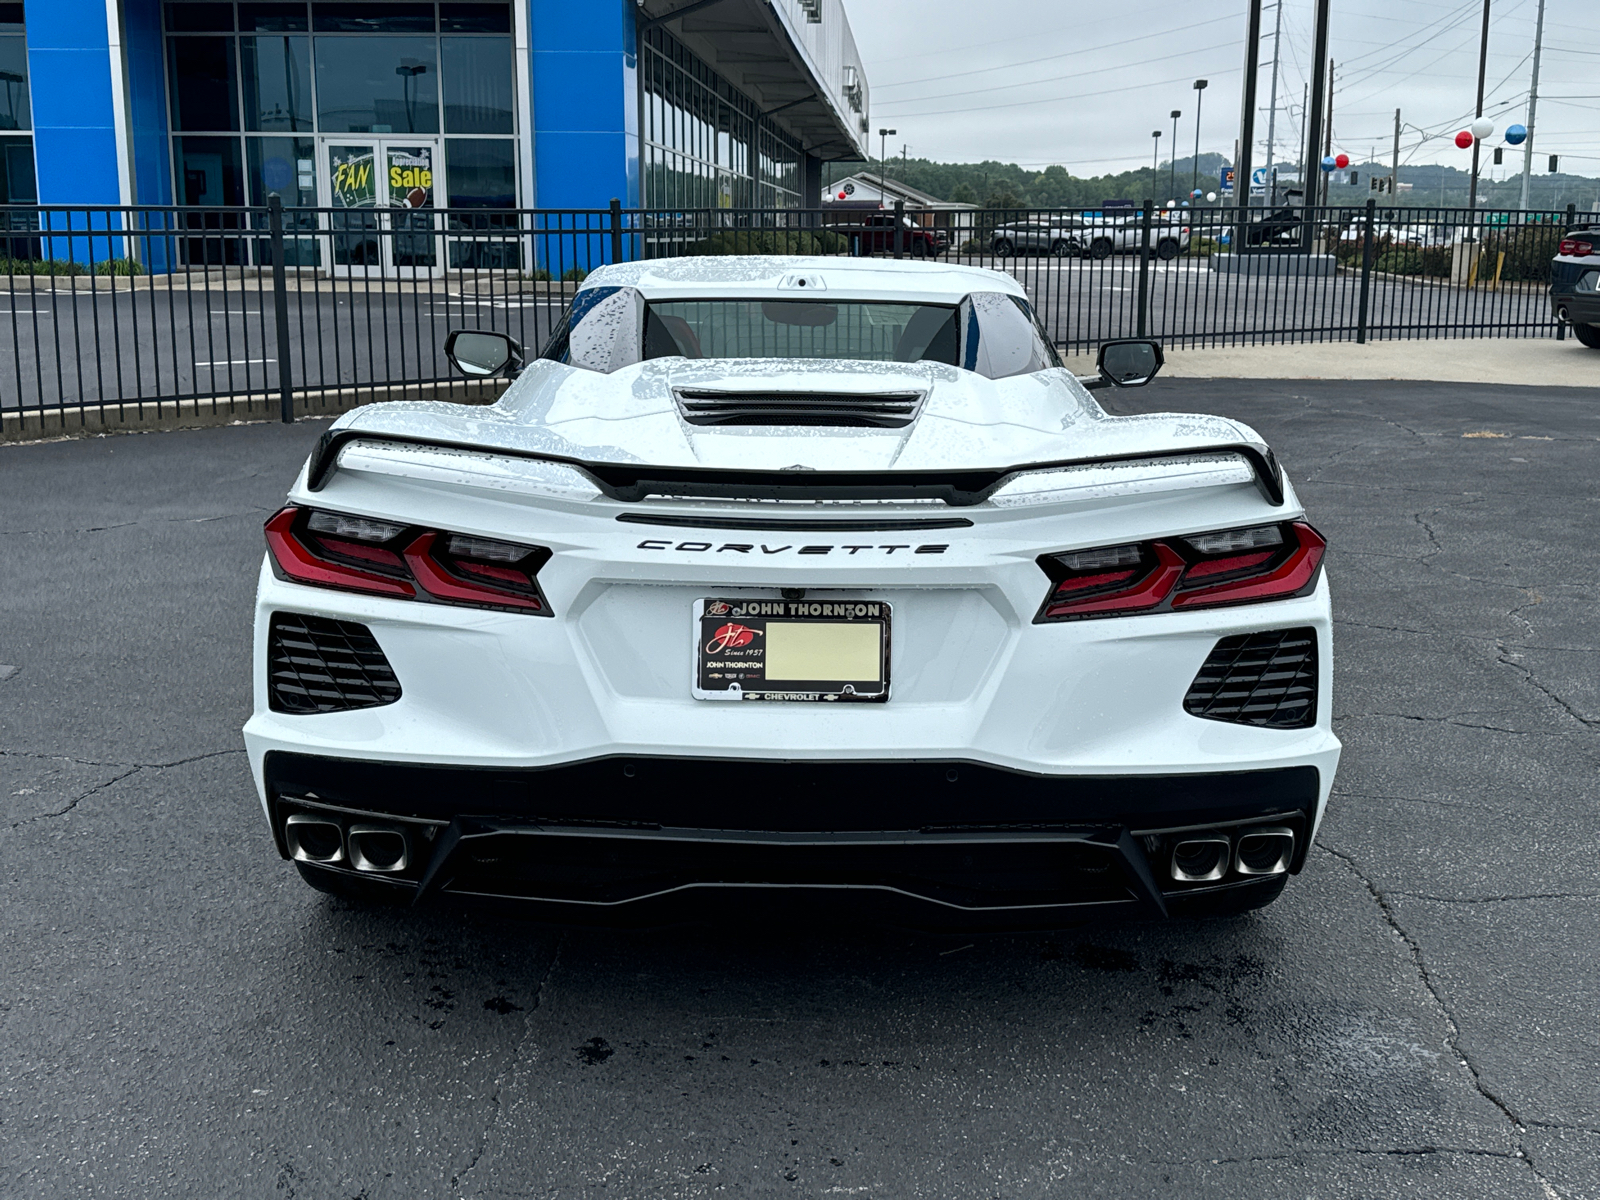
[
  {"xmin": 283, "ymin": 811, "xmax": 412, "ymax": 874},
  {"xmin": 347, "ymin": 824, "xmax": 411, "ymax": 873},
  {"xmin": 1169, "ymin": 825, "xmax": 1295, "ymax": 883},
  {"xmin": 285, "ymin": 812, "xmax": 344, "ymax": 864}
]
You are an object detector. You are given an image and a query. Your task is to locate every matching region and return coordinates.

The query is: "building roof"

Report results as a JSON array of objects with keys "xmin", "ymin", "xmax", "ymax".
[
  {"xmin": 822, "ymin": 172, "xmax": 978, "ymax": 210},
  {"xmin": 639, "ymin": 0, "xmax": 869, "ymax": 159}
]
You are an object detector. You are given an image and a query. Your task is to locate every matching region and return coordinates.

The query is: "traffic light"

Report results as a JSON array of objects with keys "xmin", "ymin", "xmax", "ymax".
[
  {"xmin": 1350, "ymin": 171, "xmax": 1359, "ymax": 186},
  {"xmin": 1549, "ymin": 155, "xmax": 1560, "ymax": 173},
  {"xmin": 1493, "ymin": 147, "xmax": 1503, "ymax": 165}
]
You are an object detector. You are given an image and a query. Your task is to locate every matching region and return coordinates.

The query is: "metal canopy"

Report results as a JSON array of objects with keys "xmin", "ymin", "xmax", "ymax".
[{"xmin": 639, "ymin": 0, "xmax": 866, "ymax": 160}]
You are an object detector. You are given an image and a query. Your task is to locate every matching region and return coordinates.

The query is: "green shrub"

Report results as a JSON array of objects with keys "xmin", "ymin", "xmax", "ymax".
[
  {"xmin": 1184, "ymin": 236, "xmax": 1222, "ymax": 257},
  {"xmin": 0, "ymin": 257, "xmax": 87, "ymax": 276},
  {"xmin": 560, "ymin": 266, "xmax": 589, "ymax": 282},
  {"xmin": 93, "ymin": 257, "xmax": 144, "ymax": 276}
]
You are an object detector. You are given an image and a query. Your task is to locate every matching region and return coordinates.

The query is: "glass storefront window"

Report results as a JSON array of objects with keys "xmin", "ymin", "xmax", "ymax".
[
  {"xmin": 169, "ymin": 36, "xmax": 240, "ymax": 131},
  {"xmin": 242, "ymin": 35, "xmax": 311, "ymax": 131},
  {"xmin": 239, "ymin": 3, "xmax": 309, "ymax": 31},
  {"xmin": 315, "ymin": 37, "xmax": 438, "ymax": 134},
  {"xmin": 446, "ymin": 138, "xmax": 516, "ymax": 268},
  {"xmin": 441, "ymin": 37, "xmax": 512, "ymax": 134},
  {"xmin": 165, "ymin": 3, "xmax": 235, "ymax": 32},
  {"xmin": 0, "ymin": 32, "xmax": 30, "ymax": 131},
  {"xmin": 248, "ymin": 135, "xmax": 320, "ymax": 263},
  {"xmin": 175, "ymin": 135, "xmax": 246, "ymax": 205},
  {"xmin": 0, "ymin": 133, "xmax": 35, "ymax": 204},
  {"xmin": 439, "ymin": 3, "xmax": 510, "ymax": 33},
  {"xmin": 312, "ymin": 3, "xmax": 435, "ymax": 32}
]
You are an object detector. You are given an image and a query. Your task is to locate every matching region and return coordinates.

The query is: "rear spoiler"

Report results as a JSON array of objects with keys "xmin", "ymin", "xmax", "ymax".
[{"xmin": 305, "ymin": 428, "xmax": 1285, "ymax": 507}]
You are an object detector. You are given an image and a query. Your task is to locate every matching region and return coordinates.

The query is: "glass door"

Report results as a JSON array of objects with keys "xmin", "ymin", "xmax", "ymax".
[{"xmin": 322, "ymin": 140, "xmax": 441, "ymax": 276}]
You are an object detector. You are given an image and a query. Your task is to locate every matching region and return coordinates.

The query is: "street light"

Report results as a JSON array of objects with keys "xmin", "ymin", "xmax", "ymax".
[
  {"xmin": 878, "ymin": 127, "xmax": 896, "ymax": 192},
  {"xmin": 1151, "ymin": 130, "xmax": 1162, "ymax": 181},
  {"xmin": 395, "ymin": 60, "xmax": 427, "ymax": 134},
  {"xmin": 1169, "ymin": 110, "xmax": 1181, "ymax": 201},
  {"xmin": 1191, "ymin": 79, "xmax": 1208, "ymax": 200}
]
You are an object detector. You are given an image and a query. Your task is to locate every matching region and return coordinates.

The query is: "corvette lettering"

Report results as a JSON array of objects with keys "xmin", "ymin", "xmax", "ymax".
[{"xmin": 638, "ymin": 540, "xmax": 947, "ymax": 555}]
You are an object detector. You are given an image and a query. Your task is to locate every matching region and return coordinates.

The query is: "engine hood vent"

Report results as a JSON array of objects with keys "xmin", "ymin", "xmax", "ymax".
[{"xmin": 674, "ymin": 388, "xmax": 925, "ymax": 429}]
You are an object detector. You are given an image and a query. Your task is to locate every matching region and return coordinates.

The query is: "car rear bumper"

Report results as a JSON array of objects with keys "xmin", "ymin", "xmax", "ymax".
[
  {"xmin": 1552, "ymin": 292, "xmax": 1600, "ymax": 325},
  {"xmin": 263, "ymin": 751, "xmax": 1321, "ymax": 925}
]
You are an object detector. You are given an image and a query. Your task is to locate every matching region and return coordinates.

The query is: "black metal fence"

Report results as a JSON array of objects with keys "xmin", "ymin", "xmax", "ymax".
[{"xmin": 1, "ymin": 198, "xmax": 1583, "ymax": 433}]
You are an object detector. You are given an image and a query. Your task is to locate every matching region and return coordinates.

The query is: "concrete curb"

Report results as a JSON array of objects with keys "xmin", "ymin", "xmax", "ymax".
[{"xmin": 2, "ymin": 379, "xmax": 511, "ymax": 445}]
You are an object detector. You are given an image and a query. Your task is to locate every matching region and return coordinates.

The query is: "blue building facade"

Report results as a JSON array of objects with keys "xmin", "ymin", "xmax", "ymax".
[{"xmin": 2, "ymin": 0, "xmax": 867, "ymax": 252}]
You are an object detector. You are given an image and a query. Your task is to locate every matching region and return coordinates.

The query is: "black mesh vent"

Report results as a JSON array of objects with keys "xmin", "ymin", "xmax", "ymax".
[
  {"xmin": 1184, "ymin": 628, "xmax": 1317, "ymax": 729},
  {"xmin": 268, "ymin": 613, "xmax": 402, "ymax": 714}
]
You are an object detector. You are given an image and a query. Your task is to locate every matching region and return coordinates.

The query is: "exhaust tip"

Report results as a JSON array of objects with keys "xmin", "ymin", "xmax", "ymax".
[
  {"xmin": 285, "ymin": 813, "xmax": 344, "ymax": 864},
  {"xmin": 1235, "ymin": 826, "xmax": 1294, "ymax": 876},
  {"xmin": 347, "ymin": 823, "xmax": 410, "ymax": 873},
  {"xmin": 1171, "ymin": 836, "xmax": 1230, "ymax": 883}
]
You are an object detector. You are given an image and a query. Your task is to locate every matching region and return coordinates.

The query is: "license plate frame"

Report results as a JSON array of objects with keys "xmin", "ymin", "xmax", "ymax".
[{"xmin": 692, "ymin": 597, "xmax": 891, "ymax": 702}]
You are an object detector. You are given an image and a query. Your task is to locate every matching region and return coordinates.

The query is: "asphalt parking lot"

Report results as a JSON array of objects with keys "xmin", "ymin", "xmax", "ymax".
[{"xmin": 3, "ymin": 374, "xmax": 1599, "ymax": 1198}]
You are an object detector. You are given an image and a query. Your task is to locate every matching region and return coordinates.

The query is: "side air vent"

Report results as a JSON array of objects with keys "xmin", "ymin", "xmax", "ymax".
[
  {"xmin": 268, "ymin": 612, "xmax": 402, "ymax": 714},
  {"xmin": 675, "ymin": 389, "xmax": 924, "ymax": 429},
  {"xmin": 1183, "ymin": 627, "xmax": 1317, "ymax": 729}
]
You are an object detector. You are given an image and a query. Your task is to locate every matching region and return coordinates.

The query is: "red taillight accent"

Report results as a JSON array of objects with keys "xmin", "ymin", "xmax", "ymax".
[
  {"xmin": 1559, "ymin": 238, "xmax": 1593, "ymax": 257},
  {"xmin": 264, "ymin": 507, "xmax": 416, "ymax": 598},
  {"xmin": 1043, "ymin": 543, "xmax": 1185, "ymax": 619},
  {"xmin": 403, "ymin": 531, "xmax": 545, "ymax": 611},
  {"xmin": 1182, "ymin": 549, "xmax": 1276, "ymax": 580},
  {"xmin": 1172, "ymin": 523, "xmax": 1326, "ymax": 608}
]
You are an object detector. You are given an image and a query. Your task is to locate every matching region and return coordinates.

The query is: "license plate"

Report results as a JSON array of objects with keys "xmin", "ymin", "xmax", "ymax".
[{"xmin": 692, "ymin": 597, "xmax": 890, "ymax": 702}]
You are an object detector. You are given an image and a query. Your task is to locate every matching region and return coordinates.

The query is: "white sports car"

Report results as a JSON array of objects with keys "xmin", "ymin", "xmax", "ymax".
[{"xmin": 244, "ymin": 256, "xmax": 1338, "ymax": 925}]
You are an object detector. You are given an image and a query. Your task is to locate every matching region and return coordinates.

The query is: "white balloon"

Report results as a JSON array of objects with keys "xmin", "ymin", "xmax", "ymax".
[
  {"xmin": 1206, "ymin": 192, "xmax": 1218, "ymax": 202},
  {"xmin": 1165, "ymin": 199, "xmax": 1177, "ymax": 208},
  {"xmin": 1470, "ymin": 118, "xmax": 1494, "ymax": 140}
]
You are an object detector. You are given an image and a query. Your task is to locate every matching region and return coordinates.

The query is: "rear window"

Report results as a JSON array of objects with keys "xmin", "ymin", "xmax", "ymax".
[
  {"xmin": 643, "ymin": 300, "xmax": 959, "ymax": 366},
  {"xmin": 540, "ymin": 288, "xmax": 1061, "ymax": 380}
]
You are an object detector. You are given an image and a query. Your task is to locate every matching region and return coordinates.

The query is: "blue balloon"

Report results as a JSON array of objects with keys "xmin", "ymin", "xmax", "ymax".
[
  {"xmin": 1320, "ymin": 155, "xmax": 1337, "ymax": 172},
  {"xmin": 1505, "ymin": 124, "xmax": 1528, "ymax": 146}
]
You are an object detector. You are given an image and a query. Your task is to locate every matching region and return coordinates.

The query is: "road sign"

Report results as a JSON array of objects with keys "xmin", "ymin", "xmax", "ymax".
[{"xmin": 1219, "ymin": 167, "xmax": 1236, "ymax": 197}]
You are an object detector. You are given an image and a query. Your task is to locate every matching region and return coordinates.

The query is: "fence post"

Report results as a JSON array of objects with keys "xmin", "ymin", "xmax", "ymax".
[
  {"xmin": 268, "ymin": 194, "xmax": 294, "ymax": 424},
  {"xmin": 893, "ymin": 199, "xmax": 904, "ymax": 259},
  {"xmin": 1557, "ymin": 203, "xmax": 1577, "ymax": 340},
  {"xmin": 1136, "ymin": 199, "xmax": 1153, "ymax": 338},
  {"xmin": 1356, "ymin": 197, "xmax": 1377, "ymax": 345},
  {"xmin": 609, "ymin": 197, "xmax": 623, "ymax": 264}
]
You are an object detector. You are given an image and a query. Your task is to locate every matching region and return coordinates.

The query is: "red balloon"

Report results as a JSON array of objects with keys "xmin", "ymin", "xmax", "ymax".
[
  {"xmin": 1455, "ymin": 130, "xmax": 1474, "ymax": 149},
  {"xmin": 1334, "ymin": 153, "xmax": 1350, "ymax": 169},
  {"xmin": 837, "ymin": 191, "xmax": 847, "ymax": 200}
]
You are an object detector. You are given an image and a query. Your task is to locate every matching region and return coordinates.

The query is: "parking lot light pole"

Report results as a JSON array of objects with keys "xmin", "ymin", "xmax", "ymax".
[
  {"xmin": 878, "ymin": 128, "xmax": 895, "ymax": 191},
  {"xmin": 1192, "ymin": 80, "xmax": 1208, "ymax": 200},
  {"xmin": 1151, "ymin": 130, "xmax": 1161, "ymax": 182},
  {"xmin": 1169, "ymin": 110, "xmax": 1181, "ymax": 201}
]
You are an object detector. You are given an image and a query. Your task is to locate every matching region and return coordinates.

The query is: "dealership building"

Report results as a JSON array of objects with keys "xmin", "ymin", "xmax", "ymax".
[{"xmin": 0, "ymin": 0, "xmax": 868, "ymax": 236}]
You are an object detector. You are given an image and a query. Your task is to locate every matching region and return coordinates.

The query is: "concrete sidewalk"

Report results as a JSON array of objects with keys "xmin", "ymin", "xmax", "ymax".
[{"xmin": 1158, "ymin": 335, "xmax": 1597, "ymax": 388}]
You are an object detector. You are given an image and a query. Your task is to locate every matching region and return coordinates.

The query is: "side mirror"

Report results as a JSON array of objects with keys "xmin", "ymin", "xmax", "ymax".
[
  {"xmin": 444, "ymin": 329, "xmax": 524, "ymax": 378},
  {"xmin": 1093, "ymin": 338, "xmax": 1164, "ymax": 388}
]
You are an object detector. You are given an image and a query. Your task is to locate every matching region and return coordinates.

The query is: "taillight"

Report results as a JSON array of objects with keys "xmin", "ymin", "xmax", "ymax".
[
  {"xmin": 1036, "ymin": 522, "xmax": 1325, "ymax": 622},
  {"xmin": 264, "ymin": 506, "xmax": 552, "ymax": 615},
  {"xmin": 1559, "ymin": 238, "xmax": 1593, "ymax": 257}
]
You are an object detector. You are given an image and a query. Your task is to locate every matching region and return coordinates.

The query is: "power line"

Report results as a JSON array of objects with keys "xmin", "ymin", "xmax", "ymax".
[{"xmin": 872, "ymin": 65, "xmax": 1242, "ymax": 120}]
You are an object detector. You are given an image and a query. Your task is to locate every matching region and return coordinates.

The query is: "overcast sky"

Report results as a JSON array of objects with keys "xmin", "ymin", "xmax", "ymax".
[{"xmin": 847, "ymin": 0, "xmax": 1600, "ymax": 179}]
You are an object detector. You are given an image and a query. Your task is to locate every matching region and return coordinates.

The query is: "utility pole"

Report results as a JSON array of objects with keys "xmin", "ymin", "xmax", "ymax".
[
  {"xmin": 1320, "ymin": 61, "xmax": 1334, "ymax": 207},
  {"xmin": 1468, "ymin": 0, "xmax": 1490, "ymax": 213},
  {"xmin": 1263, "ymin": 0, "xmax": 1284, "ymax": 208},
  {"xmin": 1519, "ymin": 0, "xmax": 1546, "ymax": 211},
  {"xmin": 1235, "ymin": 0, "xmax": 1264, "ymax": 214},
  {"xmin": 1192, "ymin": 79, "xmax": 1208, "ymax": 201},
  {"xmin": 1391, "ymin": 108, "xmax": 1401, "ymax": 197},
  {"xmin": 1169, "ymin": 109, "xmax": 1181, "ymax": 202},
  {"xmin": 1302, "ymin": 0, "xmax": 1331, "ymax": 243}
]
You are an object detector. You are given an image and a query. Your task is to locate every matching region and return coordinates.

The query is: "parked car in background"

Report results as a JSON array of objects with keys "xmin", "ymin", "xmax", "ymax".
[
  {"xmin": 824, "ymin": 212, "xmax": 944, "ymax": 257},
  {"xmin": 1551, "ymin": 227, "xmax": 1600, "ymax": 348},
  {"xmin": 1080, "ymin": 213, "xmax": 1191, "ymax": 261},
  {"xmin": 990, "ymin": 218, "xmax": 1088, "ymax": 257}
]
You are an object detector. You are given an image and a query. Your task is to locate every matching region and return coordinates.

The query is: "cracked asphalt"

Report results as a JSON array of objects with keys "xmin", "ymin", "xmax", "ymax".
[{"xmin": 3, "ymin": 375, "xmax": 1599, "ymax": 1199}]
